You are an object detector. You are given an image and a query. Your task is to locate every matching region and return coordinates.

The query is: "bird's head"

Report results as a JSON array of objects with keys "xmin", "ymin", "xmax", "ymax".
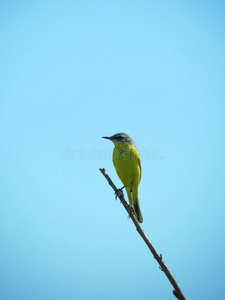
[{"xmin": 102, "ymin": 132, "xmax": 135, "ymax": 146}]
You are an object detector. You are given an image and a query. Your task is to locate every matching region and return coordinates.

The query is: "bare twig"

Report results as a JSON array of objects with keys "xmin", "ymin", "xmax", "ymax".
[{"xmin": 99, "ymin": 168, "xmax": 187, "ymax": 300}]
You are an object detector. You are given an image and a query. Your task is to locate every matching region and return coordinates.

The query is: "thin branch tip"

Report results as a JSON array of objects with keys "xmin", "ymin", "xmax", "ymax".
[{"xmin": 99, "ymin": 168, "xmax": 106, "ymax": 174}]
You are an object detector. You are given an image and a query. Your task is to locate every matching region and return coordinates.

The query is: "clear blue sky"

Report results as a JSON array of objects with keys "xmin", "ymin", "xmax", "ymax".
[{"xmin": 1, "ymin": 1, "xmax": 225, "ymax": 299}]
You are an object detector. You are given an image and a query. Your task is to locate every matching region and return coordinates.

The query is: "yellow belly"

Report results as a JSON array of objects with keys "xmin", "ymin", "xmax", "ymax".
[{"xmin": 112, "ymin": 145, "xmax": 141, "ymax": 188}]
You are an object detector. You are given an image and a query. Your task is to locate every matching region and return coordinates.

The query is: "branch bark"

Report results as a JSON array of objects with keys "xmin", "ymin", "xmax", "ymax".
[{"xmin": 99, "ymin": 168, "xmax": 187, "ymax": 300}]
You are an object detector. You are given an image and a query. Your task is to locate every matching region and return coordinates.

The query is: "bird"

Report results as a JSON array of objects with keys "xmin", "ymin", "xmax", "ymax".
[{"xmin": 102, "ymin": 132, "xmax": 143, "ymax": 223}]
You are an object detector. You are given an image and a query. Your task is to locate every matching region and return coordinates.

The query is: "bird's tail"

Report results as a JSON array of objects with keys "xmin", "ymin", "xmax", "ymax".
[{"xmin": 134, "ymin": 197, "xmax": 143, "ymax": 223}]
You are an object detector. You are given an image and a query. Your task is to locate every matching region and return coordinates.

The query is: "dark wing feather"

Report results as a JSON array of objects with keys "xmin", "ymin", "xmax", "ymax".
[{"xmin": 138, "ymin": 157, "xmax": 142, "ymax": 182}]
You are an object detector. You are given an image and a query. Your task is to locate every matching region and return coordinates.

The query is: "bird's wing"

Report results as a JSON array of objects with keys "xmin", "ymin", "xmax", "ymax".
[{"xmin": 138, "ymin": 157, "xmax": 142, "ymax": 182}]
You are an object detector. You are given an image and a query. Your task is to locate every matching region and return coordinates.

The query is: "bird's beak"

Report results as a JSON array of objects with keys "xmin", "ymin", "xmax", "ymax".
[{"xmin": 102, "ymin": 136, "xmax": 111, "ymax": 140}]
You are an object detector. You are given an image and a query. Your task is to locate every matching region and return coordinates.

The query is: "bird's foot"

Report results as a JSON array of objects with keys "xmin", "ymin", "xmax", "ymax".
[
  {"xmin": 128, "ymin": 204, "xmax": 135, "ymax": 214},
  {"xmin": 115, "ymin": 186, "xmax": 125, "ymax": 200},
  {"xmin": 127, "ymin": 204, "xmax": 135, "ymax": 219}
]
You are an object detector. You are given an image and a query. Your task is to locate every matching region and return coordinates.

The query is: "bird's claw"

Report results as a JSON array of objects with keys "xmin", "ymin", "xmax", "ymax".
[
  {"xmin": 126, "ymin": 204, "xmax": 135, "ymax": 220},
  {"xmin": 128, "ymin": 204, "xmax": 135, "ymax": 214},
  {"xmin": 115, "ymin": 186, "xmax": 125, "ymax": 200}
]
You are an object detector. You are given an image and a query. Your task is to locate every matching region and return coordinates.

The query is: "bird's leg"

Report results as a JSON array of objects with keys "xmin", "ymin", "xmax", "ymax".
[
  {"xmin": 115, "ymin": 185, "xmax": 125, "ymax": 200},
  {"xmin": 128, "ymin": 188, "xmax": 135, "ymax": 216},
  {"xmin": 130, "ymin": 188, "xmax": 133, "ymax": 207}
]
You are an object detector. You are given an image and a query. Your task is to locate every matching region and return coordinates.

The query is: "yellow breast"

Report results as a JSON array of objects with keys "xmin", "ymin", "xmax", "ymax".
[{"xmin": 112, "ymin": 143, "xmax": 141, "ymax": 188}]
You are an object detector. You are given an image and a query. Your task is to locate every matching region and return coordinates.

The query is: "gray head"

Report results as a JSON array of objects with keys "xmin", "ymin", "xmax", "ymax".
[{"xmin": 102, "ymin": 132, "xmax": 136, "ymax": 145}]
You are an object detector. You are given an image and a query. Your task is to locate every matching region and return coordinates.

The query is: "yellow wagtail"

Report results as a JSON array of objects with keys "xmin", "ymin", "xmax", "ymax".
[{"xmin": 103, "ymin": 133, "xmax": 143, "ymax": 223}]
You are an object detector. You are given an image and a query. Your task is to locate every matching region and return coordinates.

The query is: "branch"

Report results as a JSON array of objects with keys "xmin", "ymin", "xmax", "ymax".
[{"xmin": 99, "ymin": 168, "xmax": 187, "ymax": 300}]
